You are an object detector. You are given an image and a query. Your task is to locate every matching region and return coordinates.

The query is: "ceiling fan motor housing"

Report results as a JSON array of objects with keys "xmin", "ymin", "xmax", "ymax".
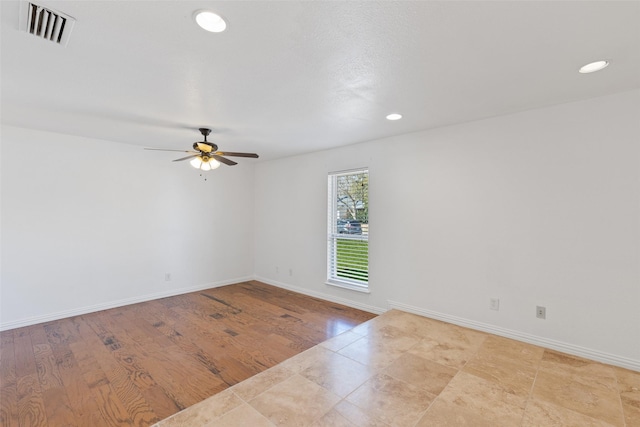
[{"xmin": 193, "ymin": 141, "xmax": 218, "ymax": 152}]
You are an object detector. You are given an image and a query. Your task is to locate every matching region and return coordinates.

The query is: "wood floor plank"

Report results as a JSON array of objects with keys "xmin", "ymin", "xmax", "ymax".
[
  {"xmin": 62, "ymin": 375, "xmax": 108, "ymax": 427},
  {"xmin": 71, "ymin": 315, "xmax": 159, "ymax": 427},
  {"xmin": 13, "ymin": 328, "xmax": 37, "ymax": 379},
  {"xmin": 27, "ymin": 324, "xmax": 76, "ymax": 426},
  {"xmin": 16, "ymin": 374, "xmax": 48, "ymax": 427},
  {"xmin": 72, "ymin": 318, "xmax": 180, "ymax": 422},
  {"xmin": 87, "ymin": 310, "xmax": 226, "ymax": 410},
  {"xmin": 64, "ymin": 321, "xmax": 126, "ymax": 427},
  {"xmin": 32, "ymin": 341, "xmax": 77, "ymax": 427},
  {"xmin": 32, "ymin": 340, "xmax": 64, "ymax": 391},
  {"xmin": 125, "ymin": 308, "xmax": 226, "ymax": 380},
  {"xmin": 41, "ymin": 388, "xmax": 76, "ymax": 427},
  {"xmin": 98, "ymin": 311, "xmax": 224, "ymax": 407},
  {"xmin": 229, "ymin": 292, "xmax": 328, "ymax": 334},
  {"xmin": 13, "ymin": 327, "xmax": 50, "ymax": 427},
  {"xmin": 0, "ymin": 281, "xmax": 376, "ymax": 426},
  {"xmin": 168, "ymin": 305, "xmax": 275, "ymax": 380},
  {"xmin": 0, "ymin": 331, "xmax": 19, "ymax": 427},
  {"xmin": 189, "ymin": 290, "xmax": 318, "ymax": 349},
  {"xmin": 91, "ymin": 384, "xmax": 132, "ymax": 427}
]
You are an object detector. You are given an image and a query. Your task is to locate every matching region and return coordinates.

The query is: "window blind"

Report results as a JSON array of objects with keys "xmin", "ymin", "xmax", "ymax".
[{"xmin": 327, "ymin": 169, "xmax": 369, "ymax": 289}]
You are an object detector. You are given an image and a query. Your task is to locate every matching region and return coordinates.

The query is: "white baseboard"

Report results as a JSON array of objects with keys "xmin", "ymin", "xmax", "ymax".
[
  {"xmin": 388, "ymin": 300, "xmax": 639, "ymax": 372},
  {"xmin": 253, "ymin": 276, "xmax": 386, "ymax": 315},
  {"xmin": 0, "ymin": 276, "xmax": 254, "ymax": 331}
]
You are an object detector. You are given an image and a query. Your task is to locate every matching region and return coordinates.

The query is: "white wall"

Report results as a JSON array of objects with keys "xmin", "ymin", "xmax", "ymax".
[
  {"xmin": 0, "ymin": 126, "xmax": 255, "ymax": 328},
  {"xmin": 254, "ymin": 90, "xmax": 640, "ymax": 368},
  {"xmin": 2, "ymin": 91, "xmax": 638, "ymax": 369}
]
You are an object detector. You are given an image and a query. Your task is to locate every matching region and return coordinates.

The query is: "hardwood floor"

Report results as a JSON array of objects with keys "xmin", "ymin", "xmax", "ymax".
[{"xmin": 0, "ymin": 281, "xmax": 376, "ymax": 427}]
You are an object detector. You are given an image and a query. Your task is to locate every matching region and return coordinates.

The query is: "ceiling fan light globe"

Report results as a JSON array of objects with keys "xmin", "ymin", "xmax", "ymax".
[
  {"xmin": 209, "ymin": 159, "xmax": 221, "ymax": 170},
  {"xmin": 190, "ymin": 157, "xmax": 203, "ymax": 169},
  {"xmin": 200, "ymin": 161, "xmax": 212, "ymax": 171}
]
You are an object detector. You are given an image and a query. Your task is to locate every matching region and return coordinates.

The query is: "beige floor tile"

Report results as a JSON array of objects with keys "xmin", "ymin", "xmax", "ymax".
[
  {"xmin": 521, "ymin": 398, "xmax": 619, "ymax": 427},
  {"xmin": 327, "ymin": 317, "xmax": 365, "ymax": 337},
  {"xmin": 345, "ymin": 373, "xmax": 435, "ymax": 427},
  {"xmin": 436, "ymin": 371, "xmax": 527, "ymax": 425},
  {"xmin": 621, "ymin": 399, "xmax": 640, "ymax": 427},
  {"xmin": 203, "ymin": 403, "xmax": 276, "ymax": 427},
  {"xmin": 154, "ymin": 388, "xmax": 243, "ymax": 427},
  {"xmin": 375, "ymin": 309, "xmax": 405, "ymax": 320},
  {"xmin": 532, "ymin": 369, "xmax": 625, "ymax": 426},
  {"xmin": 433, "ymin": 323, "xmax": 487, "ymax": 346},
  {"xmin": 338, "ymin": 329, "xmax": 419, "ymax": 370},
  {"xmin": 332, "ymin": 400, "xmax": 391, "ymax": 427},
  {"xmin": 300, "ymin": 351, "xmax": 374, "ymax": 397},
  {"xmin": 248, "ymin": 374, "xmax": 340, "ymax": 426},
  {"xmin": 349, "ymin": 321, "xmax": 373, "ymax": 336},
  {"xmin": 539, "ymin": 350, "xmax": 618, "ymax": 392},
  {"xmin": 383, "ymin": 353, "xmax": 457, "ymax": 395},
  {"xmin": 372, "ymin": 310, "xmax": 450, "ymax": 340},
  {"xmin": 415, "ymin": 398, "xmax": 504, "ymax": 427},
  {"xmin": 614, "ymin": 367, "xmax": 640, "ymax": 426},
  {"xmin": 310, "ymin": 408, "xmax": 359, "ymax": 427},
  {"xmin": 615, "ymin": 366, "xmax": 640, "ymax": 402},
  {"xmin": 350, "ymin": 310, "xmax": 436, "ymax": 338},
  {"xmin": 364, "ymin": 324, "xmax": 423, "ymax": 343},
  {"xmin": 278, "ymin": 345, "xmax": 335, "ymax": 373},
  {"xmin": 232, "ymin": 363, "xmax": 297, "ymax": 401},
  {"xmin": 350, "ymin": 313, "xmax": 394, "ymax": 336},
  {"xmin": 475, "ymin": 335, "xmax": 544, "ymax": 368},
  {"xmin": 462, "ymin": 352, "xmax": 537, "ymax": 397},
  {"xmin": 408, "ymin": 329, "xmax": 485, "ymax": 369},
  {"xmin": 320, "ymin": 331, "xmax": 364, "ymax": 352}
]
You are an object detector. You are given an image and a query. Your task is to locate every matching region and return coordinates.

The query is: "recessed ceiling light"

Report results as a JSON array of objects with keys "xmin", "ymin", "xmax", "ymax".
[
  {"xmin": 386, "ymin": 113, "xmax": 402, "ymax": 121},
  {"xmin": 579, "ymin": 60, "xmax": 609, "ymax": 74},
  {"xmin": 194, "ymin": 10, "xmax": 227, "ymax": 33}
]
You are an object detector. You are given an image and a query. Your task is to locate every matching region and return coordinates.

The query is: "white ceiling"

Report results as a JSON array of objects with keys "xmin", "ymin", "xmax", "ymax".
[{"xmin": 2, "ymin": 1, "xmax": 639, "ymax": 161}]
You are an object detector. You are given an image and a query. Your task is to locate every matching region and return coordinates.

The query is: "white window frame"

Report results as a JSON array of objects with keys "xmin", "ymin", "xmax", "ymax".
[{"xmin": 326, "ymin": 168, "xmax": 369, "ymax": 293}]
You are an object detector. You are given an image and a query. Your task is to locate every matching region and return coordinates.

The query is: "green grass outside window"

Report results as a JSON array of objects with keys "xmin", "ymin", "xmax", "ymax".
[{"xmin": 335, "ymin": 239, "xmax": 369, "ymax": 282}]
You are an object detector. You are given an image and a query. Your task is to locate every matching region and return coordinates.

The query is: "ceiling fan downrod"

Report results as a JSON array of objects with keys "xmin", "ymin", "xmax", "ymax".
[{"xmin": 199, "ymin": 128, "xmax": 211, "ymax": 141}]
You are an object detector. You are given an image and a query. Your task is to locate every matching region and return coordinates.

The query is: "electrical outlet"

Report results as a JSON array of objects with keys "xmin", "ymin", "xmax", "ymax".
[
  {"xmin": 289, "ymin": 269, "xmax": 293, "ymax": 276},
  {"xmin": 490, "ymin": 298, "xmax": 500, "ymax": 311},
  {"xmin": 276, "ymin": 266, "xmax": 279, "ymax": 274},
  {"xmin": 536, "ymin": 306, "xmax": 546, "ymax": 319},
  {"xmin": 165, "ymin": 273, "xmax": 171, "ymax": 281}
]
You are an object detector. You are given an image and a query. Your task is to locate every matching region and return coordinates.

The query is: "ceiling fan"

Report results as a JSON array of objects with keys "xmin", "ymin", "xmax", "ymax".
[{"xmin": 145, "ymin": 128, "xmax": 259, "ymax": 170}]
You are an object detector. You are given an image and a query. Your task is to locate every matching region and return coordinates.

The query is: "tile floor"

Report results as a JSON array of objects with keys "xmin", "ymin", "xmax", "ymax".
[{"xmin": 154, "ymin": 310, "xmax": 639, "ymax": 427}]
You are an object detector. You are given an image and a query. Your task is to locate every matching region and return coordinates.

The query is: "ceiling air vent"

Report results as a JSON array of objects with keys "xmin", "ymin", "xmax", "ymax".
[{"xmin": 19, "ymin": 1, "xmax": 75, "ymax": 46}]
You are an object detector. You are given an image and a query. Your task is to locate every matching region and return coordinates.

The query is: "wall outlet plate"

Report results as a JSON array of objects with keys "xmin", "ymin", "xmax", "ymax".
[
  {"xmin": 490, "ymin": 298, "xmax": 500, "ymax": 311},
  {"xmin": 536, "ymin": 306, "xmax": 546, "ymax": 319}
]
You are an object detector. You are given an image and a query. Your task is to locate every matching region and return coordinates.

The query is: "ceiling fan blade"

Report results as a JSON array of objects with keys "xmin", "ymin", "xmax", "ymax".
[
  {"xmin": 173, "ymin": 155, "xmax": 199, "ymax": 162},
  {"xmin": 212, "ymin": 154, "xmax": 237, "ymax": 166},
  {"xmin": 215, "ymin": 151, "xmax": 259, "ymax": 158},
  {"xmin": 145, "ymin": 148, "xmax": 199, "ymax": 153}
]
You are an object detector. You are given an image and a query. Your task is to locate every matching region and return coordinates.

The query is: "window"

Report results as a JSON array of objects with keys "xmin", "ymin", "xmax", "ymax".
[{"xmin": 327, "ymin": 168, "xmax": 369, "ymax": 291}]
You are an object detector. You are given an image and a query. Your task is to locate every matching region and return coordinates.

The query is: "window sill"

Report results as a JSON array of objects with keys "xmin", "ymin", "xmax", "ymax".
[{"xmin": 325, "ymin": 280, "xmax": 370, "ymax": 294}]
